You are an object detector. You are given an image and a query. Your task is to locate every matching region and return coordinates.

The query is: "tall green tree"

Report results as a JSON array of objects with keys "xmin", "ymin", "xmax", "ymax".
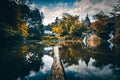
[{"xmin": 27, "ymin": 9, "xmax": 44, "ymax": 40}]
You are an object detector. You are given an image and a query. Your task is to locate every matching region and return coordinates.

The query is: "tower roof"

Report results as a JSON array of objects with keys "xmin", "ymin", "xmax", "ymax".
[{"xmin": 85, "ymin": 14, "xmax": 90, "ymax": 21}]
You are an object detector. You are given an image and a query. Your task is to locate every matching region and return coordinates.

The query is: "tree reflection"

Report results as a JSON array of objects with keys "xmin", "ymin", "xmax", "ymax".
[
  {"xmin": 48, "ymin": 46, "xmax": 65, "ymax": 80},
  {"xmin": 0, "ymin": 41, "xmax": 120, "ymax": 80},
  {"xmin": 0, "ymin": 43, "xmax": 44, "ymax": 80},
  {"xmin": 58, "ymin": 42, "xmax": 120, "ymax": 80},
  {"xmin": 59, "ymin": 42, "xmax": 91, "ymax": 67}
]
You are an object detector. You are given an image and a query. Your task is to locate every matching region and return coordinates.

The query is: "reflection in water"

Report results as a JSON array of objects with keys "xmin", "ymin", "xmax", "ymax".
[
  {"xmin": 0, "ymin": 44, "xmax": 44, "ymax": 80},
  {"xmin": 0, "ymin": 41, "xmax": 120, "ymax": 80},
  {"xmin": 108, "ymin": 31, "xmax": 114, "ymax": 50},
  {"xmin": 44, "ymin": 46, "xmax": 53, "ymax": 51},
  {"xmin": 65, "ymin": 58, "xmax": 114, "ymax": 80},
  {"xmin": 59, "ymin": 42, "xmax": 120, "ymax": 80},
  {"xmin": 48, "ymin": 46, "xmax": 65, "ymax": 80},
  {"xmin": 25, "ymin": 55, "xmax": 53, "ymax": 80}
]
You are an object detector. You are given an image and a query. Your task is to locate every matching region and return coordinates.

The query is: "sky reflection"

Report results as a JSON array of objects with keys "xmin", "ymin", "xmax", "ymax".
[
  {"xmin": 25, "ymin": 55, "xmax": 53, "ymax": 80},
  {"xmin": 64, "ymin": 58, "xmax": 114, "ymax": 80}
]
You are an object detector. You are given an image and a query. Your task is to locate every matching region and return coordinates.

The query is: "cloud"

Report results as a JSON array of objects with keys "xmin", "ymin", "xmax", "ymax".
[
  {"xmin": 39, "ymin": 0, "xmax": 119, "ymax": 25},
  {"xmin": 65, "ymin": 58, "xmax": 113, "ymax": 79},
  {"xmin": 71, "ymin": 0, "xmax": 119, "ymax": 20},
  {"xmin": 29, "ymin": 3, "xmax": 36, "ymax": 10},
  {"xmin": 39, "ymin": 3, "xmax": 70, "ymax": 25},
  {"xmin": 41, "ymin": 55, "xmax": 53, "ymax": 73}
]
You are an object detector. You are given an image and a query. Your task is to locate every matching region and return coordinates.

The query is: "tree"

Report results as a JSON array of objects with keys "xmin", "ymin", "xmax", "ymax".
[
  {"xmin": 0, "ymin": 0, "xmax": 29, "ymax": 39},
  {"xmin": 27, "ymin": 9, "xmax": 44, "ymax": 39},
  {"xmin": 50, "ymin": 13, "xmax": 84, "ymax": 37},
  {"xmin": 92, "ymin": 11, "xmax": 109, "ymax": 34},
  {"xmin": 111, "ymin": 3, "xmax": 120, "ymax": 39}
]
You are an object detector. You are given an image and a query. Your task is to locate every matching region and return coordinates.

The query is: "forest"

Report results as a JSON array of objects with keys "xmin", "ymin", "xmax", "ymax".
[
  {"xmin": 0, "ymin": 0, "xmax": 44, "ymax": 45},
  {"xmin": 0, "ymin": 0, "xmax": 120, "ymax": 45},
  {"xmin": 0, "ymin": 0, "xmax": 120, "ymax": 80}
]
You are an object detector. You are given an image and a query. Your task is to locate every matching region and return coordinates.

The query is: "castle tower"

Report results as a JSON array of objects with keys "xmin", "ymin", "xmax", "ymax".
[{"xmin": 84, "ymin": 14, "xmax": 91, "ymax": 27}]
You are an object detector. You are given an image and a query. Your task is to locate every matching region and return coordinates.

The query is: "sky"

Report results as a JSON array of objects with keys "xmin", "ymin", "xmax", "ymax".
[{"xmin": 29, "ymin": 0, "xmax": 120, "ymax": 25}]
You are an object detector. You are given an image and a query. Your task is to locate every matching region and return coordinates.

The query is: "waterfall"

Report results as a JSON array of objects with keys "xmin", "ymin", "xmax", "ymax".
[
  {"xmin": 82, "ymin": 34, "xmax": 87, "ymax": 46},
  {"xmin": 109, "ymin": 31, "xmax": 114, "ymax": 40},
  {"xmin": 82, "ymin": 31, "xmax": 94, "ymax": 47},
  {"xmin": 108, "ymin": 31, "xmax": 114, "ymax": 50}
]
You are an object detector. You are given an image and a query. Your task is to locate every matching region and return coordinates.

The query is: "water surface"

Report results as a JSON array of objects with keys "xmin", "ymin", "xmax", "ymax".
[{"xmin": 0, "ymin": 41, "xmax": 120, "ymax": 80}]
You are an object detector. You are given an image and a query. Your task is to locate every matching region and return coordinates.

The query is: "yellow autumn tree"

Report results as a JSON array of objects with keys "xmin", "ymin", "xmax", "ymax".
[
  {"xmin": 50, "ymin": 13, "xmax": 84, "ymax": 37},
  {"xmin": 16, "ymin": 9, "xmax": 28, "ymax": 37},
  {"xmin": 52, "ymin": 25, "xmax": 63, "ymax": 36}
]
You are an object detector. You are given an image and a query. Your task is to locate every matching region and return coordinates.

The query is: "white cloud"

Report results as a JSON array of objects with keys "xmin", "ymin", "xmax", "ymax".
[
  {"xmin": 28, "ymin": 71, "xmax": 36, "ymax": 77},
  {"xmin": 29, "ymin": 3, "xmax": 36, "ymax": 10},
  {"xmin": 41, "ymin": 55, "xmax": 53, "ymax": 73},
  {"xmin": 39, "ymin": 0, "xmax": 119, "ymax": 25},
  {"xmin": 40, "ymin": 4, "xmax": 69, "ymax": 25},
  {"xmin": 65, "ymin": 58, "xmax": 113, "ymax": 78}
]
